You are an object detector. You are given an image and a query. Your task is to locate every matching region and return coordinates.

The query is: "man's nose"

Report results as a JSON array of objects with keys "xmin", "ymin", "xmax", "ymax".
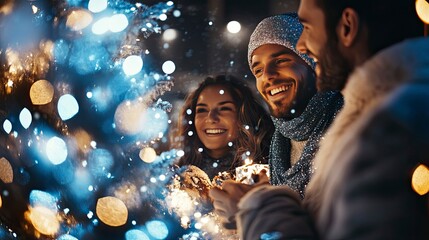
[
  {"xmin": 296, "ymin": 32, "xmax": 308, "ymax": 55},
  {"xmin": 262, "ymin": 64, "xmax": 278, "ymax": 82}
]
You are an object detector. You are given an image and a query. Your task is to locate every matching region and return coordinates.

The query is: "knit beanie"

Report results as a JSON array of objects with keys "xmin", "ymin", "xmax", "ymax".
[{"xmin": 248, "ymin": 13, "xmax": 315, "ymax": 69}]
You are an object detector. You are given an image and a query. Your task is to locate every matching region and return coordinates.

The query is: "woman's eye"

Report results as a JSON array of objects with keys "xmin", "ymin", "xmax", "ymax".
[
  {"xmin": 220, "ymin": 107, "xmax": 232, "ymax": 111},
  {"xmin": 196, "ymin": 108, "xmax": 208, "ymax": 113}
]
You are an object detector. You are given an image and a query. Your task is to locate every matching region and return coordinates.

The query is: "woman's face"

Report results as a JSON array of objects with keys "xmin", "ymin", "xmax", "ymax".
[{"xmin": 194, "ymin": 85, "xmax": 239, "ymax": 159}]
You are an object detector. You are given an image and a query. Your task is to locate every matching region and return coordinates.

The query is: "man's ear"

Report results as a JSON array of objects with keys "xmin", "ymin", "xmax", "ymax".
[{"xmin": 337, "ymin": 8, "xmax": 359, "ymax": 47}]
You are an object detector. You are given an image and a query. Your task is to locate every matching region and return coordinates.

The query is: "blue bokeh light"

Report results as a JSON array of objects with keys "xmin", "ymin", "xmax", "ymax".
[
  {"xmin": 53, "ymin": 160, "xmax": 75, "ymax": 185},
  {"xmin": 69, "ymin": 168, "xmax": 93, "ymax": 203},
  {"xmin": 123, "ymin": 55, "xmax": 143, "ymax": 76},
  {"xmin": 88, "ymin": 148, "xmax": 114, "ymax": 178},
  {"xmin": 88, "ymin": 86, "xmax": 112, "ymax": 112},
  {"xmin": 29, "ymin": 190, "xmax": 57, "ymax": 212},
  {"xmin": 125, "ymin": 229, "xmax": 150, "ymax": 240},
  {"xmin": 109, "ymin": 14, "xmax": 129, "ymax": 33},
  {"xmin": 139, "ymin": 108, "xmax": 169, "ymax": 141},
  {"xmin": 68, "ymin": 39, "xmax": 110, "ymax": 75},
  {"xmin": 88, "ymin": 0, "xmax": 108, "ymax": 13},
  {"xmin": 3, "ymin": 119, "xmax": 12, "ymax": 134},
  {"xmin": 0, "ymin": 3, "xmax": 47, "ymax": 50},
  {"xmin": 146, "ymin": 220, "xmax": 169, "ymax": 239},
  {"xmin": 46, "ymin": 136, "xmax": 68, "ymax": 165},
  {"xmin": 19, "ymin": 108, "xmax": 32, "ymax": 129},
  {"xmin": 53, "ymin": 39, "xmax": 70, "ymax": 65},
  {"xmin": 57, "ymin": 234, "xmax": 78, "ymax": 240},
  {"xmin": 92, "ymin": 17, "xmax": 110, "ymax": 35},
  {"xmin": 58, "ymin": 94, "xmax": 79, "ymax": 121}
]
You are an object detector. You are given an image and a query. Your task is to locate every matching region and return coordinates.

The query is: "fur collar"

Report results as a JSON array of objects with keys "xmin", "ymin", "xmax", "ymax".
[{"xmin": 304, "ymin": 37, "xmax": 429, "ymax": 215}]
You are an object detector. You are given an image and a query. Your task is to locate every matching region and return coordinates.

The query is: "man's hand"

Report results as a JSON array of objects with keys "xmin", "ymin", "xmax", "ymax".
[{"xmin": 208, "ymin": 170, "xmax": 269, "ymax": 229}]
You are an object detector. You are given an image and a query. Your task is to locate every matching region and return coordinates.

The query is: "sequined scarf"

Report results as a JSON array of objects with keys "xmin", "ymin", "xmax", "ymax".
[{"xmin": 269, "ymin": 91, "xmax": 343, "ymax": 197}]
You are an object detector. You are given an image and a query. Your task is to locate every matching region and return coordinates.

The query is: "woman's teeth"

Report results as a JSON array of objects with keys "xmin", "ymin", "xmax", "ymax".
[{"xmin": 205, "ymin": 129, "xmax": 226, "ymax": 134}]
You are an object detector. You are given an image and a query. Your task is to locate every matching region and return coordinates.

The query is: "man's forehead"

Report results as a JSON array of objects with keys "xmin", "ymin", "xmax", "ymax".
[
  {"xmin": 252, "ymin": 45, "xmax": 298, "ymax": 60},
  {"xmin": 298, "ymin": 0, "xmax": 321, "ymax": 20},
  {"xmin": 252, "ymin": 44, "xmax": 296, "ymax": 57}
]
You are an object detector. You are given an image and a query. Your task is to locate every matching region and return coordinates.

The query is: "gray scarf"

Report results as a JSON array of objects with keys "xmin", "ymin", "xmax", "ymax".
[{"xmin": 269, "ymin": 91, "xmax": 343, "ymax": 198}]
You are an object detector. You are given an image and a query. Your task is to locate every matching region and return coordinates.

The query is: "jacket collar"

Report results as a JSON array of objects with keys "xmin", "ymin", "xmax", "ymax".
[{"xmin": 342, "ymin": 37, "xmax": 429, "ymax": 111}]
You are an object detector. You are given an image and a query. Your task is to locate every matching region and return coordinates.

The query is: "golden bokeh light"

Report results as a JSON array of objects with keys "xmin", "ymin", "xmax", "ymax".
[
  {"xmin": 26, "ymin": 206, "xmax": 60, "ymax": 236},
  {"xmin": 139, "ymin": 147, "xmax": 157, "ymax": 163},
  {"xmin": 0, "ymin": 0, "xmax": 14, "ymax": 15},
  {"xmin": 416, "ymin": 0, "xmax": 429, "ymax": 24},
  {"xmin": 411, "ymin": 164, "xmax": 429, "ymax": 195},
  {"xmin": 0, "ymin": 195, "xmax": 2, "ymax": 208},
  {"xmin": 66, "ymin": 9, "xmax": 93, "ymax": 31},
  {"xmin": 114, "ymin": 100, "xmax": 147, "ymax": 135},
  {"xmin": 0, "ymin": 157, "xmax": 13, "ymax": 183},
  {"xmin": 30, "ymin": 80, "xmax": 54, "ymax": 105},
  {"xmin": 73, "ymin": 128, "xmax": 93, "ymax": 154},
  {"xmin": 96, "ymin": 196, "xmax": 128, "ymax": 227}
]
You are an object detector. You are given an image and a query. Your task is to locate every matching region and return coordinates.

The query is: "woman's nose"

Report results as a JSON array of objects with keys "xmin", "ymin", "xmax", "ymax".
[{"xmin": 206, "ymin": 109, "xmax": 220, "ymax": 122}]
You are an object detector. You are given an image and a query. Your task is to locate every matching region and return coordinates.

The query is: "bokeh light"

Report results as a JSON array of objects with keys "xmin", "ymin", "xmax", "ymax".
[
  {"xmin": 162, "ymin": 29, "xmax": 178, "ymax": 41},
  {"xmin": 416, "ymin": 0, "xmax": 429, "ymax": 24},
  {"xmin": 139, "ymin": 108, "xmax": 169, "ymax": 140},
  {"xmin": 88, "ymin": 148, "xmax": 114, "ymax": 178},
  {"xmin": 96, "ymin": 196, "xmax": 128, "ymax": 227},
  {"xmin": 68, "ymin": 39, "xmax": 110, "ymax": 74},
  {"xmin": 123, "ymin": 55, "xmax": 144, "ymax": 76},
  {"xmin": 159, "ymin": 13, "xmax": 168, "ymax": 21},
  {"xmin": 88, "ymin": 0, "xmax": 108, "ymax": 13},
  {"xmin": 92, "ymin": 17, "xmax": 110, "ymax": 35},
  {"xmin": 226, "ymin": 21, "xmax": 241, "ymax": 33},
  {"xmin": 139, "ymin": 147, "xmax": 157, "ymax": 163},
  {"xmin": 3, "ymin": 119, "xmax": 12, "ymax": 134},
  {"xmin": 114, "ymin": 100, "xmax": 147, "ymax": 135},
  {"xmin": 146, "ymin": 220, "xmax": 169, "ymax": 239},
  {"xmin": 73, "ymin": 129, "xmax": 92, "ymax": 154},
  {"xmin": 29, "ymin": 190, "xmax": 57, "ymax": 211},
  {"xmin": 58, "ymin": 94, "xmax": 79, "ymax": 121},
  {"xmin": 173, "ymin": 10, "xmax": 181, "ymax": 17},
  {"xmin": 53, "ymin": 39, "xmax": 70, "ymax": 65},
  {"xmin": 125, "ymin": 229, "xmax": 150, "ymax": 240},
  {"xmin": 412, "ymin": 164, "xmax": 429, "ymax": 195},
  {"xmin": 0, "ymin": 0, "xmax": 13, "ymax": 15},
  {"xmin": 109, "ymin": 14, "xmax": 129, "ymax": 33},
  {"xmin": 46, "ymin": 136, "xmax": 68, "ymax": 165},
  {"xmin": 0, "ymin": 2, "xmax": 47, "ymax": 50},
  {"xmin": 52, "ymin": 160, "xmax": 75, "ymax": 185},
  {"xmin": 162, "ymin": 60, "xmax": 175, "ymax": 74},
  {"xmin": 30, "ymin": 79, "xmax": 54, "ymax": 105},
  {"xmin": 57, "ymin": 234, "xmax": 79, "ymax": 240},
  {"xmin": 66, "ymin": 9, "xmax": 93, "ymax": 31},
  {"xmin": 88, "ymin": 86, "xmax": 112, "ymax": 113},
  {"xmin": 19, "ymin": 108, "xmax": 32, "ymax": 129},
  {"xmin": 26, "ymin": 206, "xmax": 60, "ymax": 236},
  {"xmin": 0, "ymin": 157, "xmax": 13, "ymax": 183}
]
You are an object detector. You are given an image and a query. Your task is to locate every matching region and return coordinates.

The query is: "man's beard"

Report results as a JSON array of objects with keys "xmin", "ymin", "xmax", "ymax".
[{"xmin": 316, "ymin": 37, "xmax": 352, "ymax": 92}]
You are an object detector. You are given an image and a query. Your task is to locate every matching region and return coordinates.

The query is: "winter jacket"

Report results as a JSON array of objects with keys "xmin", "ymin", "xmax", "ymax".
[{"xmin": 236, "ymin": 37, "xmax": 429, "ymax": 240}]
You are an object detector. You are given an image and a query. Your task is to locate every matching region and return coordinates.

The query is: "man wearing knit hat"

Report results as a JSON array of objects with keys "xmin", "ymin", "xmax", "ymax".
[{"xmin": 209, "ymin": 13, "xmax": 343, "ymax": 232}]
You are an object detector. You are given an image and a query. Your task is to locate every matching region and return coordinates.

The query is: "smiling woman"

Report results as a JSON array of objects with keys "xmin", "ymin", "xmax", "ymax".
[{"xmin": 171, "ymin": 75, "xmax": 274, "ymax": 179}]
